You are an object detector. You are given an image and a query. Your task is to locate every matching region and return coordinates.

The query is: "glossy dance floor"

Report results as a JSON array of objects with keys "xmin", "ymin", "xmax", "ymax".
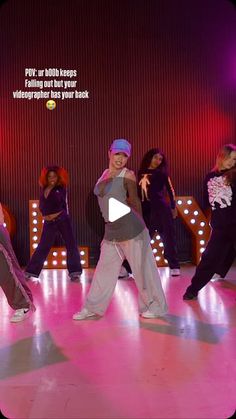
[{"xmin": 0, "ymin": 265, "xmax": 236, "ymax": 419}]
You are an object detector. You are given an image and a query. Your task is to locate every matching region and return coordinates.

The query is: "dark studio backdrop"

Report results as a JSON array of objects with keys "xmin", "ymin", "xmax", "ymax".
[{"xmin": 0, "ymin": 0, "xmax": 236, "ymax": 266}]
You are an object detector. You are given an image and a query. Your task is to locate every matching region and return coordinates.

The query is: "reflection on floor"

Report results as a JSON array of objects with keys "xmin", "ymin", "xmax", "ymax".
[{"xmin": 0, "ymin": 264, "xmax": 235, "ymax": 419}]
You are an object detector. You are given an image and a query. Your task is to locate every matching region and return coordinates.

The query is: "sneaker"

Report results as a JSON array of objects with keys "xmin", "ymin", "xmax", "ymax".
[
  {"xmin": 170, "ymin": 268, "xmax": 180, "ymax": 276},
  {"xmin": 118, "ymin": 266, "xmax": 130, "ymax": 279},
  {"xmin": 70, "ymin": 272, "xmax": 82, "ymax": 282},
  {"xmin": 10, "ymin": 308, "xmax": 30, "ymax": 323},
  {"xmin": 72, "ymin": 307, "xmax": 96, "ymax": 320},
  {"xmin": 25, "ymin": 272, "xmax": 38, "ymax": 281},
  {"xmin": 141, "ymin": 310, "xmax": 159, "ymax": 319},
  {"xmin": 70, "ymin": 275, "xmax": 81, "ymax": 282},
  {"xmin": 211, "ymin": 273, "xmax": 223, "ymax": 282},
  {"xmin": 183, "ymin": 291, "xmax": 198, "ymax": 300}
]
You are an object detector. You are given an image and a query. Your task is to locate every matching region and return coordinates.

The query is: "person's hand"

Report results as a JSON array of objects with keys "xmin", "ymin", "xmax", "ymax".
[{"xmin": 171, "ymin": 208, "xmax": 178, "ymax": 219}]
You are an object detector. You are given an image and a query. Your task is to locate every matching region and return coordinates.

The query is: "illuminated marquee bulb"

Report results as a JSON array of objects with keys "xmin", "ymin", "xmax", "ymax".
[
  {"xmin": 193, "ymin": 210, "xmax": 199, "ymax": 216},
  {"xmin": 33, "ymin": 235, "xmax": 38, "ymax": 241},
  {"xmin": 200, "ymin": 221, "xmax": 205, "ymax": 227},
  {"xmin": 150, "ymin": 239, "xmax": 154, "ymax": 244},
  {"xmin": 177, "ymin": 200, "xmax": 182, "ymax": 205},
  {"xmin": 52, "ymin": 261, "xmax": 57, "ymax": 266},
  {"xmin": 184, "ymin": 209, "xmax": 189, "ymax": 214},
  {"xmin": 62, "ymin": 260, "xmax": 66, "ymax": 265},
  {"xmin": 198, "ymin": 230, "xmax": 204, "ymax": 235},
  {"xmin": 152, "ymin": 248, "xmax": 157, "ymax": 254},
  {"xmin": 32, "ymin": 243, "xmax": 38, "ymax": 249},
  {"xmin": 80, "ymin": 250, "xmax": 85, "ymax": 256},
  {"xmin": 33, "ymin": 227, "xmax": 38, "ymax": 232},
  {"xmin": 81, "ymin": 260, "xmax": 85, "ymax": 265},
  {"xmin": 61, "ymin": 251, "xmax": 66, "ymax": 256},
  {"xmin": 155, "ymin": 256, "xmax": 161, "ymax": 261},
  {"xmin": 200, "ymin": 240, "xmax": 205, "ymax": 245},
  {"xmin": 32, "ymin": 211, "xmax": 37, "ymax": 216},
  {"xmin": 44, "ymin": 261, "xmax": 48, "ymax": 266},
  {"xmin": 155, "ymin": 235, "xmax": 161, "ymax": 240},
  {"xmin": 33, "ymin": 219, "xmax": 38, "ymax": 224},
  {"xmin": 52, "ymin": 251, "xmax": 58, "ymax": 257},
  {"xmin": 32, "ymin": 203, "xmax": 37, "ymax": 208},
  {"xmin": 187, "ymin": 199, "xmax": 192, "ymax": 205},
  {"xmin": 190, "ymin": 219, "xmax": 196, "ymax": 224}
]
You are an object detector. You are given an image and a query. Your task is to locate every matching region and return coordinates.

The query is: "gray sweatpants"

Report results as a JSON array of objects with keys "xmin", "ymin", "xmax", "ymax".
[
  {"xmin": 85, "ymin": 228, "xmax": 168, "ymax": 316},
  {"xmin": 0, "ymin": 225, "xmax": 34, "ymax": 310}
]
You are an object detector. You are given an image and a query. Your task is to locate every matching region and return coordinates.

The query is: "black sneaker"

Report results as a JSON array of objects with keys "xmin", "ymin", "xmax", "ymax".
[
  {"xmin": 70, "ymin": 272, "xmax": 82, "ymax": 282},
  {"xmin": 183, "ymin": 291, "xmax": 198, "ymax": 300}
]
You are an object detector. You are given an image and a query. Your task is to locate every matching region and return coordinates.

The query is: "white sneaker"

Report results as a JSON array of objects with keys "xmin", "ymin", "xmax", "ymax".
[
  {"xmin": 170, "ymin": 268, "xmax": 180, "ymax": 276},
  {"xmin": 118, "ymin": 266, "xmax": 130, "ymax": 279},
  {"xmin": 141, "ymin": 310, "xmax": 159, "ymax": 319},
  {"xmin": 10, "ymin": 308, "xmax": 30, "ymax": 323},
  {"xmin": 72, "ymin": 308, "xmax": 96, "ymax": 320},
  {"xmin": 211, "ymin": 273, "xmax": 223, "ymax": 281}
]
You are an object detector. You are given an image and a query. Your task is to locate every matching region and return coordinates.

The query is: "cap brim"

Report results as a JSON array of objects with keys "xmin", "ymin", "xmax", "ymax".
[{"xmin": 110, "ymin": 148, "xmax": 130, "ymax": 157}]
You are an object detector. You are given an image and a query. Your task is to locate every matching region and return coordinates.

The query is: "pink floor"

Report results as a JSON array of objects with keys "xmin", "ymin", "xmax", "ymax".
[{"xmin": 0, "ymin": 264, "xmax": 236, "ymax": 419}]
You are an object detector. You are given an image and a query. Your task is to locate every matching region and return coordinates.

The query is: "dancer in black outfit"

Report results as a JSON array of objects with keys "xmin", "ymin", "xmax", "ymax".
[
  {"xmin": 138, "ymin": 148, "xmax": 180, "ymax": 276},
  {"xmin": 183, "ymin": 144, "xmax": 236, "ymax": 300}
]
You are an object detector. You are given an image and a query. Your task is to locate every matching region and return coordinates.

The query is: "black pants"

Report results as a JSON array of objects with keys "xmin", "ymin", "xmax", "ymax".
[
  {"xmin": 26, "ymin": 212, "xmax": 82, "ymax": 277},
  {"xmin": 143, "ymin": 200, "xmax": 179, "ymax": 269},
  {"xmin": 215, "ymin": 245, "xmax": 235, "ymax": 277},
  {"xmin": 186, "ymin": 225, "xmax": 236, "ymax": 295}
]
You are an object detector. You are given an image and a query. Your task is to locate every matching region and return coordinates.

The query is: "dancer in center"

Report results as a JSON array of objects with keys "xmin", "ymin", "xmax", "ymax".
[{"xmin": 73, "ymin": 139, "xmax": 167, "ymax": 320}]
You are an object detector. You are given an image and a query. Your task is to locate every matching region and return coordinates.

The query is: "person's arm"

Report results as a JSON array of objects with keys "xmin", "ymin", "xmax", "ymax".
[
  {"xmin": 202, "ymin": 174, "xmax": 211, "ymax": 220},
  {"xmin": 0, "ymin": 203, "xmax": 4, "ymax": 224},
  {"xmin": 61, "ymin": 187, "xmax": 69, "ymax": 214},
  {"xmin": 124, "ymin": 170, "xmax": 142, "ymax": 216},
  {"xmin": 165, "ymin": 175, "xmax": 177, "ymax": 218}
]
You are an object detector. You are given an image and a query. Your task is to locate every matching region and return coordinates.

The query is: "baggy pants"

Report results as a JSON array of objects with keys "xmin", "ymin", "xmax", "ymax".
[
  {"xmin": 26, "ymin": 212, "xmax": 82, "ymax": 278},
  {"xmin": 186, "ymin": 225, "xmax": 236, "ymax": 295},
  {"xmin": 0, "ymin": 225, "xmax": 34, "ymax": 310},
  {"xmin": 85, "ymin": 228, "xmax": 168, "ymax": 316}
]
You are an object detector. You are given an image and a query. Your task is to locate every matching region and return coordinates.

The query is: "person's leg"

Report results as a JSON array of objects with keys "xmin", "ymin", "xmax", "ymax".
[
  {"xmin": 119, "ymin": 259, "xmax": 132, "ymax": 278},
  {"xmin": 73, "ymin": 240, "xmax": 124, "ymax": 318},
  {"xmin": 0, "ymin": 226, "xmax": 33, "ymax": 302},
  {"xmin": 25, "ymin": 221, "xmax": 57, "ymax": 277},
  {"xmin": 0, "ymin": 226, "xmax": 35, "ymax": 322},
  {"xmin": 0, "ymin": 248, "xmax": 32, "ymax": 310},
  {"xmin": 121, "ymin": 229, "xmax": 168, "ymax": 317},
  {"xmin": 214, "ymin": 246, "xmax": 236, "ymax": 278},
  {"xmin": 158, "ymin": 209, "xmax": 179, "ymax": 270},
  {"xmin": 183, "ymin": 229, "xmax": 233, "ymax": 299},
  {"xmin": 57, "ymin": 214, "xmax": 82, "ymax": 278}
]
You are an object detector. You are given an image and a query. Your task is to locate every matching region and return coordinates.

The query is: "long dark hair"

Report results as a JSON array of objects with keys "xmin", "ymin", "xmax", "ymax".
[{"xmin": 138, "ymin": 148, "xmax": 168, "ymax": 179}]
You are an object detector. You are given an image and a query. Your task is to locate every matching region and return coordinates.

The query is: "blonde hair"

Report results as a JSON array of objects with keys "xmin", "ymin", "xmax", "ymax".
[{"xmin": 213, "ymin": 144, "xmax": 236, "ymax": 172}]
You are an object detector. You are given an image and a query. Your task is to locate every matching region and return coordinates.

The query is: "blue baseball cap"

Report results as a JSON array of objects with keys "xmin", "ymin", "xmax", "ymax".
[{"xmin": 110, "ymin": 139, "xmax": 131, "ymax": 157}]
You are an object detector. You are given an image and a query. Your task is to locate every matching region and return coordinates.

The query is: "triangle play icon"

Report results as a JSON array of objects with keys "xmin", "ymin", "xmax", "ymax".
[{"xmin": 108, "ymin": 197, "xmax": 131, "ymax": 222}]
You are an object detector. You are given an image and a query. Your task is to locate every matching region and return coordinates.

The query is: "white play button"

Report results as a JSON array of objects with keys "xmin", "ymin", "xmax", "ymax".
[{"xmin": 108, "ymin": 197, "xmax": 131, "ymax": 222}]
